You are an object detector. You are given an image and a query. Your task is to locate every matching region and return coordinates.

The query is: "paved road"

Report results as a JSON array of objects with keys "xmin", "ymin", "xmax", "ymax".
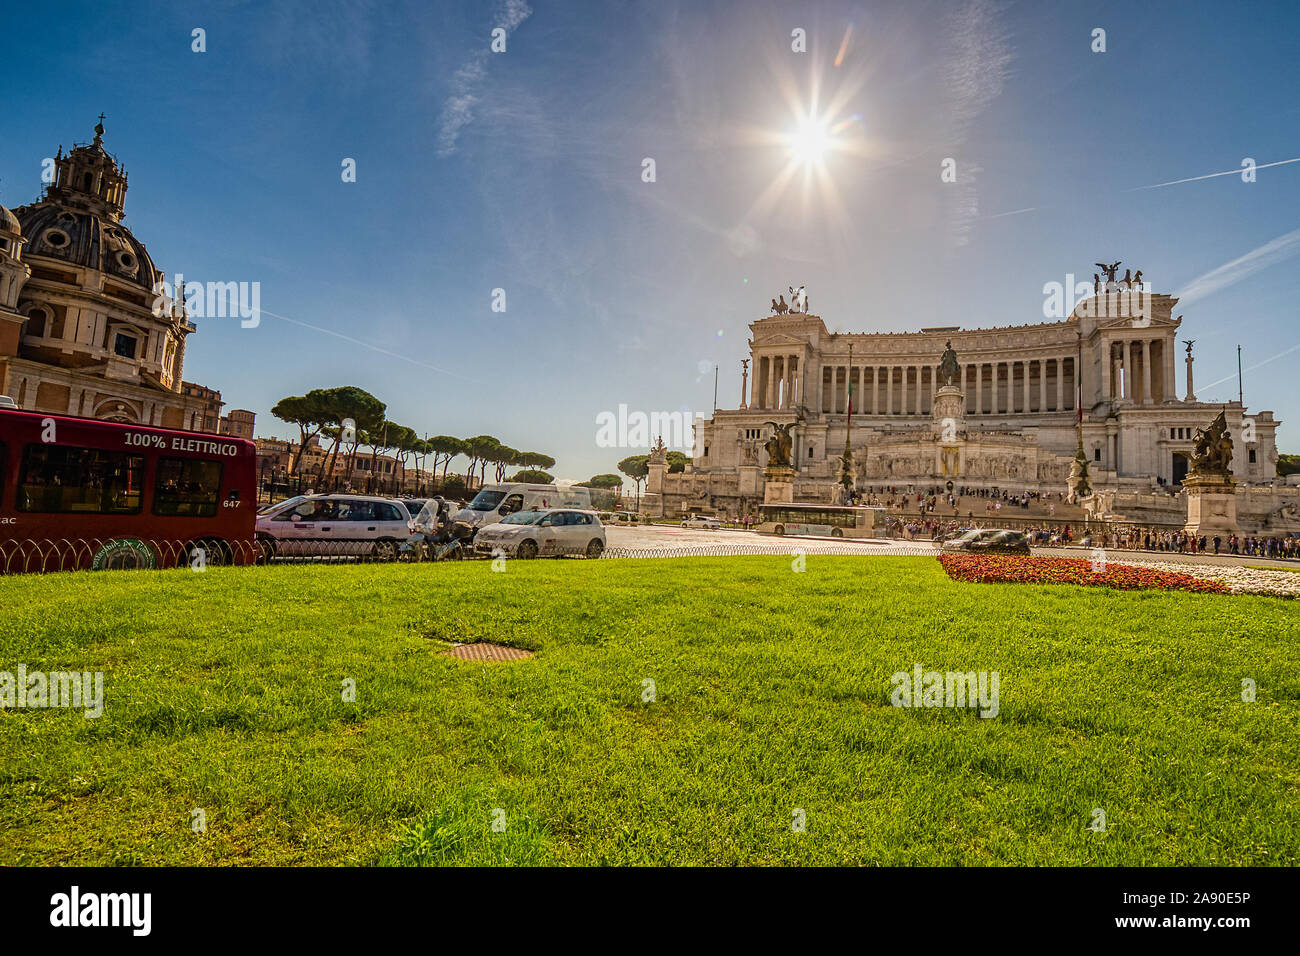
[
  {"xmin": 603, "ymin": 523, "xmax": 934, "ymax": 555},
  {"xmin": 602, "ymin": 524, "xmax": 1300, "ymax": 570},
  {"xmin": 1046, "ymin": 544, "xmax": 1300, "ymax": 572}
]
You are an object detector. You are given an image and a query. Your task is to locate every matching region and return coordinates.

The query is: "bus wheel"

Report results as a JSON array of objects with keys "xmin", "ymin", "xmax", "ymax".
[
  {"xmin": 371, "ymin": 539, "xmax": 399, "ymax": 562},
  {"xmin": 189, "ymin": 539, "xmax": 232, "ymax": 567},
  {"xmin": 773, "ymin": 525, "xmax": 785, "ymax": 536},
  {"xmin": 831, "ymin": 528, "xmax": 844, "ymax": 538}
]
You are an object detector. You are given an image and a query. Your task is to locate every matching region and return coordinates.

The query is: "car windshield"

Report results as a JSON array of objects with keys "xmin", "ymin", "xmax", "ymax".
[
  {"xmin": 501, "ymin": 510, "xmax": 543, "ymax": 525},
  {"xmin": 266, "ymin": 495, "xmax": 305, "ymax": 515},
  {"xmin": 468, "ymin": 490, "xmax": 506, "ymax": 511},
  {"xmin": 956, "ymin": 529, "xmax": 984, "ymax": 541}
]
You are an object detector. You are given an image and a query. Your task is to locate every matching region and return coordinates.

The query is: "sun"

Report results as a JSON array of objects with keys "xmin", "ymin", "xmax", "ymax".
[{"xmin": 789, "ymin": 116, "xmax": 833, "ymax": 166}]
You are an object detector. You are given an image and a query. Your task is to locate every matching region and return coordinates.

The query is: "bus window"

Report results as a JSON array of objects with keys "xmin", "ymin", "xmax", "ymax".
[
  {"xmin": 18, "ymin": 445, "xmax": 144, "ymax": 514},
  {"xmin": 0, "ymin": 442, "xmax": 5, "ymax": 508},
  {"xmin": 153, "ymin": 458, "xmax": 224, "ymax": 517}
]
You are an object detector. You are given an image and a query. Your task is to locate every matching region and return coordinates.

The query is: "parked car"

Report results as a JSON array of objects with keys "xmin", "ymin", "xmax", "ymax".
[
  {"xmin": 0, "ymin": 395, "xmax": 17, "ymax": 410},
  {"xmin": 966, "ymin": 529, "xmax": 1032, "ymax": 554},
  {"xmin": 473, "ymin": 508, "xmax": 606, "ymax": 558},
  {"xmin": 681, "ymin": 514, "xmax": 721, "ymax": 530},
  {"xmin": 940, "ymin": 529, "xmax": 1000, "ymax": 551},
  {"xmin": 255, "ymin": 494, "xmax": 413, "ymax": 559},
  {"xmin": 453, "ymin": 483, "xmax": 592, "ymax": 536}
]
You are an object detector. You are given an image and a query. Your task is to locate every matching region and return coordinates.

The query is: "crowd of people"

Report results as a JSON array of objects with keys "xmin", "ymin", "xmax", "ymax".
[
  {"xmin": 880, "ymin": 514, "xmax": 1300, "ymax": 560},
  {"xmin": 852, "ymin": 485, "xmax": 1070, "ymax": 516},
  {"xmin": 1074, "ymin": 528, "xmax": 1300, "ymax": 559}
]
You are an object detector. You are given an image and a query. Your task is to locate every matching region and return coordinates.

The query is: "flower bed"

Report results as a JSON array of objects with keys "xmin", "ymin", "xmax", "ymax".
[{"xmin": 938, "ymin": 553, "xmax": 1229, "ymax": 594}]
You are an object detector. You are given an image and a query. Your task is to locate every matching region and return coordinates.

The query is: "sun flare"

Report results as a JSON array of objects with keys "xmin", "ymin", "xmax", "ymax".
[{"xmin": 789, "ymin": 116, "xmax": 833, "ymax": 166}]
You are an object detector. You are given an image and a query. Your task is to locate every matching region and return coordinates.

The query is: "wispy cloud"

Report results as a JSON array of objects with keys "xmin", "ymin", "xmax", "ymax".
[
  {"xmin": 437, "ymin": 0, "xmax": 533, "ymax": 157},
  {"xmin": 1133, "ymin": 157, "xmax": 1300, "ymax": 190},
  {"xmin": 940, "ymin": 0, "xmax": 1013, "ymax": 246},
  {"xmin": 1175, "ymin": 226, "xmax": 1300, "ymax": 304}
]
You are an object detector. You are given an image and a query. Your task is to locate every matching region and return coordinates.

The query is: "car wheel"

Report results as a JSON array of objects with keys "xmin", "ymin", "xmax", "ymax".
[
  {"xmin": 370, "ymin": 539, "xmax": 399, "ymax": 562},
  {"xmin": 256, "ymin": 534, "xmax": 277, "ymax": 564},
  {"xmin": 774, "ymin": 524, "xmax": 785, "ymax": 536},
  {"xmin": 586, "ymin": 538, "xmax": 605, "ymax": 558},
  {"xmin": 517, "ymin": 539, "xmax": 539, "ymax": 559}
]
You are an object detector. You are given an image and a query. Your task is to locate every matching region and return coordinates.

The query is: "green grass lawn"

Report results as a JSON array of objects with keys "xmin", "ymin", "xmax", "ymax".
[{"xmin": 1, "ymin": 556, "xmax": 1297, "ymax": 866}]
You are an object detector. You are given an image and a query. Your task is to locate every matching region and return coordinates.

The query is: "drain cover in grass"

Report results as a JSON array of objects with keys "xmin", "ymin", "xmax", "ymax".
[{"xmin": 444, "ymin": 643, "xmax": 534, "ymax": 662}]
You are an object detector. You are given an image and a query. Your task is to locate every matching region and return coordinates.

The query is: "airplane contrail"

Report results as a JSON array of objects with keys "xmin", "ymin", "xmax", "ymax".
[
  {"xmin": 259, "ymin": 309, "xmax": 486, "ymax": 384},
  {"xmin": 1132, "ymin": 157, "xmax": 1300, "ymax": 190},
  {"xmin": 1174, "ymin": 226, "xmax": 1300, "ymax": 304},
  {"xmin": 1200, "ymin": 341, "xmax": 1300, "ymax": 390}
]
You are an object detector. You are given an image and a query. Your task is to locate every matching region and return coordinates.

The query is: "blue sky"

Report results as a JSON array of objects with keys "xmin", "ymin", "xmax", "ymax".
[{"xmin": 3, "ymin": 0, "xmax": 1298, "ymax": 480}]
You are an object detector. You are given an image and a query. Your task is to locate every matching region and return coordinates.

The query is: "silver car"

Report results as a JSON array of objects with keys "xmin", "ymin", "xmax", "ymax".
[
  {"xmin": 681, "ymin": 514, "xmax": 721, "ymax": 530},
  {"xmin": 474, "ymin": 508, "xmax": 606, "ymax": 558},
  {"xmin": 255, "ymin": 494, "xmax": 413, "ymax": 559}
]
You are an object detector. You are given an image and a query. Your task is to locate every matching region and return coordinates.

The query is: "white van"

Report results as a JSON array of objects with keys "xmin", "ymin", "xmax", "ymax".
[{"xmin": 454, "ymin": 483, "xmax": 591, "ymax": 534}]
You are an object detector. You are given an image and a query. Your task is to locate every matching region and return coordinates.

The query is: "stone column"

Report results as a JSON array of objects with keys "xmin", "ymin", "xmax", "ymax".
[
  {"xmin": 1141, "ymin": 340, "xmax": 1152, "ymax": 406},
  {"xmin": 975, "ymin": 364, "xmax": 983, "ymax": 415},
  {"xmin": 1166, "ymin": 337, "xmax": 1177, "ymax": 402},
  {"xmin": 871, "ymin": 367, "xmax": 879, "ymax": 414},
  {"xmin": 1185, "ymin": 346, "xmax": 1196, "ymax": 402},
  {"xmin": 1056, "ymin": 358, "xmax": 1064, "ymax": 411},
  {"xmin": 1038, "ymin": 359, "xmax": 1047, "ymax": 412},
  {"xmin": 1100, "ymin": 344, "xmax": 1111, "ymax": 403},
  {"xmin": 885, "ymin": 366, "xmax": 893, "ymax": 415},
  {"xmin": 1022, "ymin": 361, "xmax": 1031, "ymax": 412},
  {"xmin": 1125, "ymin": 341, "xmax": 1137, "ymax": 401}
]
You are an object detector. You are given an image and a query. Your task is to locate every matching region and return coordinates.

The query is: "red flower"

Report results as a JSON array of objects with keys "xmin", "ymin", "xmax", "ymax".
[{"xmin": 937, "ymin": 554, "xmax": 1229, "ymax": 595}]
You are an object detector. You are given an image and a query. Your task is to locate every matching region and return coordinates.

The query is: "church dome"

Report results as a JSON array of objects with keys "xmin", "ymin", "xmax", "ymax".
[
  {"xmin": 13, "ymin": 201, "xmax": 159, "ymax": 290},
  {"xmin": 10, "ymin": 118, "xmax": 159, "ymax": 291},
  {"xmin": 0, "ymin": 204, "xmax": 20, "ymax": 237}
]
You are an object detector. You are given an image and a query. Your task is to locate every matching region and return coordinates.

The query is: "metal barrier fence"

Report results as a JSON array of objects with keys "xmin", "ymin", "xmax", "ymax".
[{"xmin": 0, "ymin": 536, "xmax": 936, "ymax": 574}]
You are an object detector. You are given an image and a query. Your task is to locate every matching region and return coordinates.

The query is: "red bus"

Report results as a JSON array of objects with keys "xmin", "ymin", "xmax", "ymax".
[{"xmin": 0, "ymin": 408, "xmax": 257, "ymax": 572}]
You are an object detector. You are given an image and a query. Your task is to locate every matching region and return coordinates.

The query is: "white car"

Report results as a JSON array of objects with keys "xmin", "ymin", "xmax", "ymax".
[
  {"xmin": 0, "ymin": 395, "xmax": 17, "ymax": 410},
  {"xmin": 454, "ymin": 483, "xmax": 592, "ymax": 535},
  {"xmin": 681, "ymin": 514, "xmax": 721, "ymax": 530},
  {"xmin": 474, "ymin": 508, "xmax": 606, "ymax": 558},
  {"xmin": 255, "ymin": 494, "xmax": 413, "ymax": 559}
]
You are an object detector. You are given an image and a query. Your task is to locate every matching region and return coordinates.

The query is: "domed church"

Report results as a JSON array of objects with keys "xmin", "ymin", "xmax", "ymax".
[{"xmin": 0, "ymin": 118, "xmax": 235, "ymax": 432}]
